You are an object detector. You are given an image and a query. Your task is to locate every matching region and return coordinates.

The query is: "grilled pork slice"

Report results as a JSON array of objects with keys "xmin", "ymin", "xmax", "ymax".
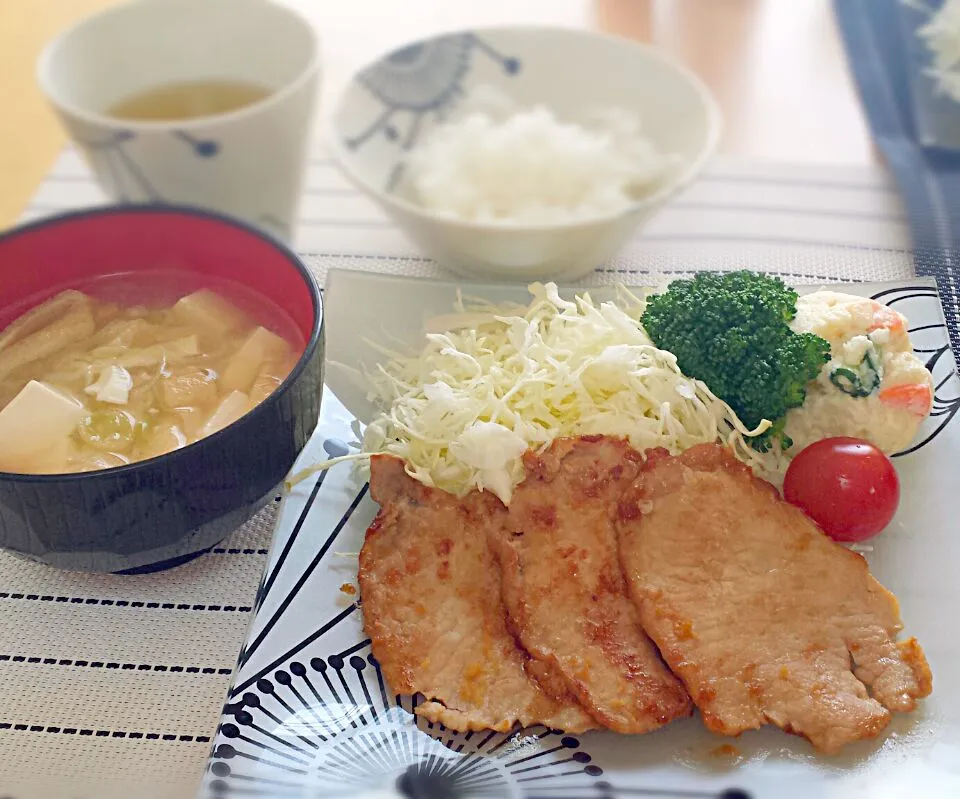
[
  {"xmin": 616, "ymin": 443, "xmax": 933, "ymax": 754},
  {"xmin": 489, "ymin": 436, "xmax": 693, "ymax": 733},
  {"xmin": 359, "ymin": 455, "xmax": 594, "ymax": 733}
]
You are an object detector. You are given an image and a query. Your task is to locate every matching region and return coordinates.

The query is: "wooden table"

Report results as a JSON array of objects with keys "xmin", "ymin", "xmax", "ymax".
[{"xmin": 0, "ymin": 0, "xmax": 874, "ymax": 228}]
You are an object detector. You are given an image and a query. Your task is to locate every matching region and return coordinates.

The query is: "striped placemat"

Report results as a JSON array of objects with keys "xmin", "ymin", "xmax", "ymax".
[
  {"xmin": 0, "ymin": 145, "xmax": 922, "ymax": 799},
  {"xmin": 21, "ymin": 147, "xmax": 915, "ymax": 284}
]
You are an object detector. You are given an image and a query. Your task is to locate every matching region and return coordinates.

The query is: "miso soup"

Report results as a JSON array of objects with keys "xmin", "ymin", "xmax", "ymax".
[{"xmin": 0, "ymin": 273, "xmax": 302, "ymax": 474}]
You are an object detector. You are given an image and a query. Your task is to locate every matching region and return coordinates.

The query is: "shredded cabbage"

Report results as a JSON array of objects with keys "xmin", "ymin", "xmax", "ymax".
[{"xmin": 360, "ymin": 282, "xmax": 772, "ymax": 504}]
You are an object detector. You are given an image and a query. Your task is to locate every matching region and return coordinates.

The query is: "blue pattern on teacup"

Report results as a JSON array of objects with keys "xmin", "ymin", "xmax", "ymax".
[
  {"xmin": 74, "ymin": 130, "xmax": 284, "ymax": 238},
  {"xmin": 174, "ymin": 130, "xmax": 220, "ymax": 158},
  {"xmin": 76, "ymin": 129, "xmax": 223, "ymax": 202},
  {"xmin": 77, "ymin": 130, "xmax": 163, "ymax": 201}
]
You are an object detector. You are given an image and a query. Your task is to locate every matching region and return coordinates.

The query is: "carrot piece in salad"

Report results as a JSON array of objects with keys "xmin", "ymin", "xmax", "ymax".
[
  {"xmin": 868, "ymin": 303, "xmax": 906, "ymax": 335},
  {"xmin": 878, "ymin": 383, "xmax": 933, "ymax": 416}
]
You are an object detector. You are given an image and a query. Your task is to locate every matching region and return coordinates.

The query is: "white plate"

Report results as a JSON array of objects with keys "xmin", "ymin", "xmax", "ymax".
[{"xmin": 202, "ymin": 270, "xmax": 960, "ymax": 799}]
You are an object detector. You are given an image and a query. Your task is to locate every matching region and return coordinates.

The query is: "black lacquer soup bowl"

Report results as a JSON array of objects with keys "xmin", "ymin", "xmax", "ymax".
[{"xmin": 0, "ymin": 205, "xmax": 323, "ymax": 572}]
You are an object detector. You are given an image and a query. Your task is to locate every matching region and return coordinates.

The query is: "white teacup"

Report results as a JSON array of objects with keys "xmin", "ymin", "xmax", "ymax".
[{"xmin": 38, "ymin": 0, "xmax": 320, "ymax": 242}]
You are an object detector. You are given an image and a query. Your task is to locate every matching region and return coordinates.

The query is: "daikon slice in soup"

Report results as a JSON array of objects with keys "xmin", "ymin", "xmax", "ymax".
[{"xmin": 0, "ymin": 272, "xmax": 303, "ymax": 474}]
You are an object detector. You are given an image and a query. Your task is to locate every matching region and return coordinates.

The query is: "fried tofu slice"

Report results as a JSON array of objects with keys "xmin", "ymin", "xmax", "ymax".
[
  {"xmin": 359, "ymin": 455, "xmax": 594, "ymax": 733},
  {"xmin": 616, "ymin": 443, "xmax": 933, "ymax": 754},
  {"xmin": 489, "ymin": 436, "xmax": 693, "ymax": 733}
]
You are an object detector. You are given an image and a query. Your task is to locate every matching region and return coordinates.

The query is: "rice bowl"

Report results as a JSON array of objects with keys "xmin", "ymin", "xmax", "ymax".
[{"xmin": 330, "ymin": 26, "xmax": 721, "ymax": 281}]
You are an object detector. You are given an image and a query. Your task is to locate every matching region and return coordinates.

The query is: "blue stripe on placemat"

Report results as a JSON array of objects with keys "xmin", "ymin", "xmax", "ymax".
[{"xmin": 834, "ymin": 0, "xmax": 960, "ymax": 360}]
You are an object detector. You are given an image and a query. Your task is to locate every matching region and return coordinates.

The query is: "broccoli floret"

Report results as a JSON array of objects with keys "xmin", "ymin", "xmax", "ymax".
[{"xmin": 641, "ymin": 271, "xmax": 830, "ymax": 451}]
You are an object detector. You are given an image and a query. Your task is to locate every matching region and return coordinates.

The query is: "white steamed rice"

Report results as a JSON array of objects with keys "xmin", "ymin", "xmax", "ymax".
[{"xmin": 401, "ymin": 87, "xmax": 679, "ymax": 225}]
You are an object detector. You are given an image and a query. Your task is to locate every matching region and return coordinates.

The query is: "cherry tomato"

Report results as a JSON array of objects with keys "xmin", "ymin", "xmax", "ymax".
[{"xmin": 783, "ymin": 437, "xmax": 899, "ymax": 543}]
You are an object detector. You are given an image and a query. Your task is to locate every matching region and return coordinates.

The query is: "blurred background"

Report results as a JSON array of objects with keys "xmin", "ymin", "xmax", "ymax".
[{"xmin": 0, "ymin": 0, "xmax": 874, "ymax": 227}]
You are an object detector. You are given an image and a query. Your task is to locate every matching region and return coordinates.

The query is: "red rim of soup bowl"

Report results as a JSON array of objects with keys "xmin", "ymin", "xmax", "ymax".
[{"xmin": 0, "ymin": 203, "xmax": 323, "ymax": 482}]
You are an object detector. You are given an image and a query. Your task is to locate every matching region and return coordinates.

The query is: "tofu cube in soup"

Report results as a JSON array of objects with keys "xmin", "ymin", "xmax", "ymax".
[
  {"xmin": 0, "ymin": 380, "xmax": 84, "ymax": 471},
  {"xmin": 200, "ymin": 390, "xmax": 251, "ymax": 437},
  {"xmin": 220, "ymin": 326, "xmax": 288, "ymax": 393},
  {"xmin": 0, "ymin": 280, "xmax": 299, "ymax": 474}
]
